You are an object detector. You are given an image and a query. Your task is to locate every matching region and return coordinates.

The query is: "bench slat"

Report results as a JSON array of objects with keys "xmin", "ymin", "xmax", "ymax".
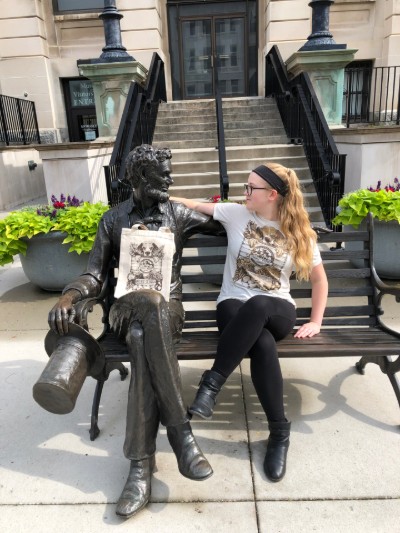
[
  {"xmin": 181, "ymin": 286, "xmax": 375, "ymax": 301},
  {"xmin": 97, "ymin": 323, "xmax": 399, "ymax": 361},
  {"xmin": 321, "ymin": 250, "xmax": 369, "ymax": 260},
  {"xmin": 317, "ymin": 231, "xmax": 369, "ymax": 243},
  {"xmin": 325, "ymin": 268, "xmax": 371, "ymax": 279},
  {"xmin": 182, "ymin": 256, "xmax": 226, "ymax": 265}
]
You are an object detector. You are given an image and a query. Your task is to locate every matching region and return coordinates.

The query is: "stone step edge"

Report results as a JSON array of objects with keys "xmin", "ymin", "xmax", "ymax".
[
  {"xmin": 172, "ymin": 157, "xmax": 309, "ymax": 167},
  {"xmin": 169, "ymin": 144, "xmax": 300, "ymax": 153},
  {"xmin": 171, "ymin": 183, "xmax": 316, "ymax": 192},
  {"xmin": 172, "ymin": 167, "xmax": 310, "ymax": 177}
]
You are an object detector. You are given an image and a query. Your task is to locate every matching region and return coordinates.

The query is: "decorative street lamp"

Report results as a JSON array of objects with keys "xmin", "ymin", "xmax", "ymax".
[
  {"xmin": 299, "ymin": 0, "xmax": 346, "ymax": 51},
  {"xmin": 98, "ymin": 0, "xmax": 134, "ymax": 62}
]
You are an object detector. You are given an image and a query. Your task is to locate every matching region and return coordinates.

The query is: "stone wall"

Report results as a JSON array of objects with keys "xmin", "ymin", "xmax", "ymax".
[
  {"xmin": 0, "ymin": 147, "xmax": 46, "ymax": 210},
  {"xmin": 332, "ymin": 126, "xmax": 400, "ymax": 192}
]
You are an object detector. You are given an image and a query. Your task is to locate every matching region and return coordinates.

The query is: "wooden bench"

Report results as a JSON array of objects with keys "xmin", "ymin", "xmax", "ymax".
[{"xmin": 75, "ymin": 213, "xmax": 400, "ymax": 440}]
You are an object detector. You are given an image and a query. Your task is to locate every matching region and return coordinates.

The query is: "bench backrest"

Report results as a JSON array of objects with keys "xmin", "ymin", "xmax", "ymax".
[
  {"xmin": 105, "ymin": 216, "xmax": 379, "ymax": 332},
  {"xmin": 180, "ymin": 218, "xmax": 379, "ymax": 331}
]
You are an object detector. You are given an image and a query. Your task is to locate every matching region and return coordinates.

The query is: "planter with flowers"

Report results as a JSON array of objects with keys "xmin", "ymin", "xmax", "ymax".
[
  {"xmin": 332, "ymin": 179, "xmax": 400, "ymax": 279},
  {"xmin": 0, "ymin": 194, "xmax": 109, "ymax": 291}
]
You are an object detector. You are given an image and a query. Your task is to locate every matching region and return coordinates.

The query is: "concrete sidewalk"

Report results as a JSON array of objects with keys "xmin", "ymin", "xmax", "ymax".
[{"xmin": 0, "ymin": 257, "xmax": 399, "ymax": 533}]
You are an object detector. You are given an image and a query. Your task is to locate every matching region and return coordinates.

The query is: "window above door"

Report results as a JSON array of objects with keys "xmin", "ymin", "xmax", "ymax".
[{"xmin": 53, "ymin": 0, "xmax": 104, "ymax": 14}]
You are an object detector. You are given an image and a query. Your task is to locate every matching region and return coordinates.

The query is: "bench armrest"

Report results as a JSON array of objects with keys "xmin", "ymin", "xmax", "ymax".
[
  {"xmin": 370, "ymin": 265, "xmax": 400, "ymax": 300},
  {"xmin": 370, "ymin": 268, "xmax": 400, "ymax": 337}
]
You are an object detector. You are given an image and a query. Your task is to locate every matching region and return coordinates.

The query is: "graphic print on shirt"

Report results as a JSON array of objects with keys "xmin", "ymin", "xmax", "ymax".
[{"xmin": 233, "ymin": 221, "xmax": 290, "ymax": 291}]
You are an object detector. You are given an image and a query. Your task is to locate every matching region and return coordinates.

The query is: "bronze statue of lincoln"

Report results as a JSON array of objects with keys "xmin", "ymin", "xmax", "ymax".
[{"xmin": 47, "ymin": 144, "xmax": 222, "ymax": 519}]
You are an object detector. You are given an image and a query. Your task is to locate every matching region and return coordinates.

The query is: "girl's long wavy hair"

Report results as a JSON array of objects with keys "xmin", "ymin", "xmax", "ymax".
[{"xmin": 265, "ymin": 162, "xmax": 317, "ymax": 281}]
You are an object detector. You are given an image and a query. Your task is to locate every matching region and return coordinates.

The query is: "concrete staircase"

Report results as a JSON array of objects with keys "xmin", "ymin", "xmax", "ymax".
[{"xmin": 152, "ymin": 97, "xmax": 324, "ymax": 223}]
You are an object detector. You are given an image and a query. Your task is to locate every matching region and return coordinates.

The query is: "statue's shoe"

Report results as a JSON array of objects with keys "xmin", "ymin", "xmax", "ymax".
[
  {"xmin": 167, "ymin": 421, "xmax": 213, "ymax": 480},
  {"xmin": 116, "ymin": 455, "xmax": 156, "ymax": 518}
]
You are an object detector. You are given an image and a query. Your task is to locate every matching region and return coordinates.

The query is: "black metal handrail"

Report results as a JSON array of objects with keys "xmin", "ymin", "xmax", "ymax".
[
  {"xmin": 104, "ymin": 53, "xmax": 166, "ymax": 206},
  {"xmin": 343, "ymin": 65, "xmax": 400, "ymax": 127},
  {"xmin": 265, "ymin": 45, "xmax": 346, "ymax": 228},
  {"xmin": 213, "ymin": 64, "xmax": 229, "ymax": 200},
  {"xmin": 0, "ymin": 95, "xmax": 40, "ymax": 146}
]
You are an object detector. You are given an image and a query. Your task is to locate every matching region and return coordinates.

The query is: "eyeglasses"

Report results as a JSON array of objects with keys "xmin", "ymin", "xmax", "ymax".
[{"xmin": 244, "ymin": 183, "xmax": 269, "ymax": 196}]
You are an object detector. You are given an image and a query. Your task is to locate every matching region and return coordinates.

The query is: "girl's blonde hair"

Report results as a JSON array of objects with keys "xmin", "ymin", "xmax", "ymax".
[{"xmin": 264, "ymin": 162, "xmax": 317, "ymax": 281}]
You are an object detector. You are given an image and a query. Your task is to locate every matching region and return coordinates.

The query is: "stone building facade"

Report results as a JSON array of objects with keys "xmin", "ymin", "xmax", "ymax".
[{"xmin": 1, "ymin": 0, "xmax": 399, "ymax": 143}]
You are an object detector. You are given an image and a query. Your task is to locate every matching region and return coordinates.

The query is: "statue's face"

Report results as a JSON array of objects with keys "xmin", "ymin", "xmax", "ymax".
[{"xmin": 143, "ymin": 159, "xmax": 173, "ymax": 203}]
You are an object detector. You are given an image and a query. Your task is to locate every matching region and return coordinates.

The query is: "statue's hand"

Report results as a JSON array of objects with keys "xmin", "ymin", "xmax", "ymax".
[{"xmin": 48, "ymin": 291, "xmax": 78, "ymax": 335}]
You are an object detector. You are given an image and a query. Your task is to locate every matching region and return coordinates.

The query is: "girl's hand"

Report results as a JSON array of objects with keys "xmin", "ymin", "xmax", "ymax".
[{"xmin": 294, "ymin": 321, "xmax": 321, "ymax": 338}]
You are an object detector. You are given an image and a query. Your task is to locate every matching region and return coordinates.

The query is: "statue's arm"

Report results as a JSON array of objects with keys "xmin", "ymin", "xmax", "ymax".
[
  {"xmin": 48, "ymin": 215, "xmax": 113, "ymax": 335},
  {"xmin": 171, "ymin": 200, "xmax": 225, "ymax": 238}
]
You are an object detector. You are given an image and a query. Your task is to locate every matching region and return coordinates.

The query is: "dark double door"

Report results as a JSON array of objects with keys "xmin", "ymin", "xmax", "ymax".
[
  {"xmin": 180, "ymin": 15, "xmax": 246, "ymax": 99},
  {"xmin": 168, "ymin": 1, "xmax": 258, "ymax": 100}
]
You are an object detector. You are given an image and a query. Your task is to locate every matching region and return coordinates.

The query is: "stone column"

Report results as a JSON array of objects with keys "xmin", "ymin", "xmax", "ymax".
[
  {"xmin": 286, "ymin": 49, "xmax": 357, "ymax": 126},
  {"xmin": 77, "ymin": 0, "xmax": 148, "ymax": 138},
  {"xmin": 78, "ymin": 62, "xmax": 147, "ymax": 138},
  {"xmin": 286, "ymin": 0, "xmax": 357, "ymax": 126}
]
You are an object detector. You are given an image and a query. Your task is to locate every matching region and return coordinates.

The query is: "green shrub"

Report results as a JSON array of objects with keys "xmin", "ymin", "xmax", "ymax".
[{"xmin": 0, "ymin": 195, "xmax": 109, "ymax": 266}]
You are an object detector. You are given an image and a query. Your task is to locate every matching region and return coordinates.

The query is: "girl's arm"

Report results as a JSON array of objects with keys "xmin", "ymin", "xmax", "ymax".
[
  {"xmin": 294, "ymin": 262, "xmax": 328, "ymax": 338},
  {"xmin": 170, "ymin": 196, "xmax": 216, "ymax": 217}
]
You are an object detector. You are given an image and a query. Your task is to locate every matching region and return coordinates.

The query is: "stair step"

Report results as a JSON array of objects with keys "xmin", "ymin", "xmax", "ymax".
[
  {"xmin": 170, "ymin": 183, "xmax": 320, "ymax": 206},
  {"xmin": 172, "ymin": 154, "xmax": 309, "ymax": 173},
  {"xmin": 170, "ymin": 144, "xmax": 305, "ymax": 162},
  {"xmin": 153, "ymin": 97, "xmax": 325, "ymax": 222},
  {"xmin": 224, "ymin": 119, "xmax": 283, "ymax": 130},
  {"xmin": 225, "ymin": 135, "xmax": 288, "ymax": 146},
  {"xmin": 172, "ymin": 167, "xmax": 312, "ymax": 186}
]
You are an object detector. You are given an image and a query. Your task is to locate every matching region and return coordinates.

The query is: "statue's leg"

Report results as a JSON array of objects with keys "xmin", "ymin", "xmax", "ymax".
[
  {"xmin": 110, "ymin": 290, "xmax": 213, "ymax": 482},
  {"xmin": 110, "ymin": 318, "xmax": 158, "ymax": 519},
  {"xmin": 110, "ymin": 290, "xmax": 187, "ymax": 428},
  {"xmin": 123, "ymin": 320, "xmax": 159, "ymax": 460}
]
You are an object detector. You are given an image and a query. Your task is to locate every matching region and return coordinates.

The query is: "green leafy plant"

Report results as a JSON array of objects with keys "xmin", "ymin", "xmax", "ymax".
[
  {"xmin": 332, "ymin": 179, "xmax": 400, "ymax": 228},
  {"xmin": 0, "ymin": 195, "xmax": 109, "ymax": 266}
]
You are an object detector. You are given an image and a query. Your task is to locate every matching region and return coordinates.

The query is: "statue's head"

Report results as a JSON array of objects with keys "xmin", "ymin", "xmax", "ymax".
[{"xmin": 125, "ymin": 144, "xmax": 173, "ymax": 203}]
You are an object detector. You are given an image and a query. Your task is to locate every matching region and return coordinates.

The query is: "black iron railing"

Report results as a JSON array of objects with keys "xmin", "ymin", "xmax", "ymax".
[
  {"xmin": 104, "ymin": 53, "xmax": 166, "ymax": 206},
  {"xmin": 0, "ymin": 95, "xmax": 40, "ymax": 146},
  {"xmin": 265, "ymin": 46, "xmax": 346, "ymax": 228},
  {"xmin": 214, "ymin": 64, "xmax": 229, "ymax": 200},
  {"xmin": 343, "ymin": 65, "xmax": 400, "ymax": 127}
]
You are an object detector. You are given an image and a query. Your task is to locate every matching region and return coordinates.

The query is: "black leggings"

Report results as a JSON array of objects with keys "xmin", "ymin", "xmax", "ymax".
[{"xmin": 212, "ymin": 296, "xmax": 296, "ymax": 422}]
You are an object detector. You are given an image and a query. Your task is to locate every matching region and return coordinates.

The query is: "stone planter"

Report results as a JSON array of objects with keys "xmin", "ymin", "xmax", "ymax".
[
  {"xmin": 344, "ymin": 219, "xmax": 400, "ymax": 279},
  {"xmin": 19, "ymin": 231, "xmax": 89, "ymax": 291}
]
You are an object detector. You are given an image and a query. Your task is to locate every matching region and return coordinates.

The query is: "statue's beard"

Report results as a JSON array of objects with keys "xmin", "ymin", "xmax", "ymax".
[{"xmin": 144, "ymin": 182, "xmax": 169, "ymax": 203}]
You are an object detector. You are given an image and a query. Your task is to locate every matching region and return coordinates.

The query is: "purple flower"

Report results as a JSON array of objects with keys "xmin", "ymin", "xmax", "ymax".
[
  {"xmin": 368, "ymin": 179, "xmax": 400, "ymax": 192},
  {"xmin": 36, "ymin": 194, "xmax": 84, "ymax": 218}
]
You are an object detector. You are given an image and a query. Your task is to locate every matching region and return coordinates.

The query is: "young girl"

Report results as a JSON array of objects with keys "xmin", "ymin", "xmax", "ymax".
[{"xmin": 172, "ymin": 162, "xmax": 328, "ymax": 482}]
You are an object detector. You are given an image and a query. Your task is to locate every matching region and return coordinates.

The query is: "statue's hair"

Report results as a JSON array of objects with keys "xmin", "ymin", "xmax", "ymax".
[
  {"xmin": 125, "ymin": 144, "xmax": 172, "ymax": 188},
  {"xmin": 264, "ymin": 162, "xmax": 317, "ymax": 281}
]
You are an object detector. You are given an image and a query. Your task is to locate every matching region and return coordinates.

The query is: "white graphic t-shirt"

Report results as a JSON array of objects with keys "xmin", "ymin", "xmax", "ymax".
[{"xmin": 214, "ymin": 203, "xmax": 321, "ymax": 307}]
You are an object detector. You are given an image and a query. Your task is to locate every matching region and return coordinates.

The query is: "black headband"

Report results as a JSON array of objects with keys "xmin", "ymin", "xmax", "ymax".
[{"xmin": 252, "ymin": 165, "xmax": 288, "ymax": 197}]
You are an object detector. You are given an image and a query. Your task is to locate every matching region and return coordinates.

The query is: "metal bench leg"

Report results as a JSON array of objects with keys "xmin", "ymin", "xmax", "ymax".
[
  {"xmin": 89, "ymin": 363, "xmax": 129, "ymax": 440},
  {"xmin": 356, "ymin": 355, "xmax": 400, "ymax": 410},
  {"xmin": 90, "ymin": 379, "xmax": 104, "ymax": 441}
]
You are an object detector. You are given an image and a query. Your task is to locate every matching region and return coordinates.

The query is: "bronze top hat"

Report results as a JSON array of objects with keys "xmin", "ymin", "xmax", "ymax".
[{"xmin": 33, "ymin": 324, "xmax": 105, "ymax": 415}]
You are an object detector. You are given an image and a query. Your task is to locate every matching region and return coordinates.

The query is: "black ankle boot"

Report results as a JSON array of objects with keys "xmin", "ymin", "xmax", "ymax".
[
  {"xmin": 116, "ymin": 455, "xmax": 156, "ymax": 518},
  {"xmin": 188, "ymin": 370, "xmax": 226, "ymax": 419},
  {"xmin": 167, "ymin": 421, "xmax": 213, "ymax": 481},
  {"xmin": 263, "ymin": 420, "xmax": 291, "ymax": 482}
]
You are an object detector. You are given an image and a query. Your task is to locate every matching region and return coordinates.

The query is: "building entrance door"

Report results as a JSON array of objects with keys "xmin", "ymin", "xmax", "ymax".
[
  {"xmin": 62, "ymin": 78, "xmax": 98, "ymax": 142},
  {"xmin": 180, "ymin": 15, "xmax": 246, "ymax": 99}
]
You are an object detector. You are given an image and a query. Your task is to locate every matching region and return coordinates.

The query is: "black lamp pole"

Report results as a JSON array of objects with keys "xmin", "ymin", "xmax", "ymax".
[
  {"xmin": 98, "ymin": 0, "xmax": 134, "ymax": 62},
  {"xmin": 299, "ymin": 0, "xmax": 346, "ymax": 51}
]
